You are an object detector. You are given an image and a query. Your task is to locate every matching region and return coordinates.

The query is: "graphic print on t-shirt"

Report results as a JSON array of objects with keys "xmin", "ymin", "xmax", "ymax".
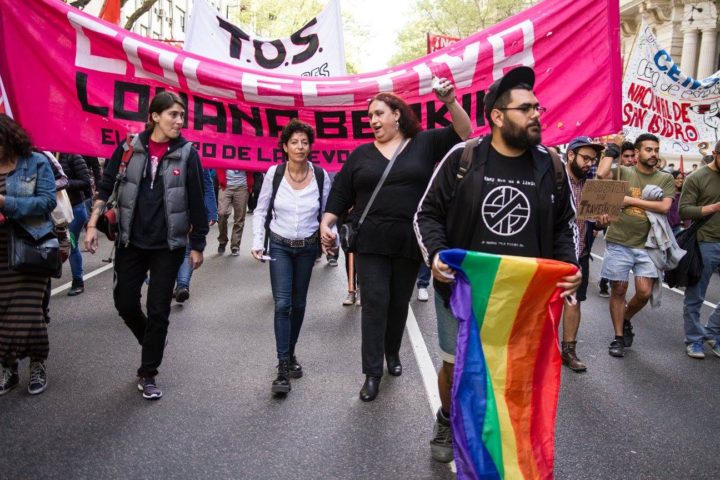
[
  {"xmin": 477, "ymin": 148, "xmax": 540, "ymax": 257},
  {"xmin": 482, "ymin": 185, "xmax": 531, "ymax": 236}
]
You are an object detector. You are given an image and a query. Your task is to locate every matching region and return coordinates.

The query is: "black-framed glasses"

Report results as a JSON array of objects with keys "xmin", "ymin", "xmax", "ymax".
[
  {"xmin": 497, "ymin": 104, "xmax": 547, "ymax": 116},
  {"xmin": 575, "ymin": 152, "xmax": 598, "ymax": 164}
]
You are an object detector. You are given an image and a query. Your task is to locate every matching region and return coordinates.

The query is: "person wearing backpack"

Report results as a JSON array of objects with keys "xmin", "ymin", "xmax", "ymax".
[
  {"xmin": 679, "ymin": 140, "xmax": 720, "ymax": 359},
  {"xmin": 414, "ymin": 66, "xmax": 580, "ymax": 463},
  {"xmin": 84, "ymin": 91, "xmax": 209, "ymax": 401},
  {"xmin": 251, "ymin": 119, "xmax": 331, "ymax": 395}
]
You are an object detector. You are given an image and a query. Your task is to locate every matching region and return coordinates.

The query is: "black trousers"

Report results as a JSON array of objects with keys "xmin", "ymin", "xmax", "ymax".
[
  {"xmin": 113, "ymin": 244, "xmax": 185, "ymax": 378},
  {"xmin": 356, "ymin": 253, "xmax": 420, "ymax": 377}
]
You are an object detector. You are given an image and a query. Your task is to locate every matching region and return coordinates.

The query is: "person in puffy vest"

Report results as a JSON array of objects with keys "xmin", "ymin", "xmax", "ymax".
[{"xmin": 84, "ymin": 91, "xmax": 209, "ymax": 401}]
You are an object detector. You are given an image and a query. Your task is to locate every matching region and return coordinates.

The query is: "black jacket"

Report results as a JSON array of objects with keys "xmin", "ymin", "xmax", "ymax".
[
  {"xmin": 58, "ymin": 153, "xmax": 92, "ymax": 206},
  {"xmin": 414, "ymin": 136, "xmax": 579, "ymax": 301}
]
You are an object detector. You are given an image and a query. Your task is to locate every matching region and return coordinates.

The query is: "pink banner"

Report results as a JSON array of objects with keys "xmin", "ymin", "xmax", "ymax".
[{"xmin": 0, "ymin": 0, "xmax": 621, "ymax": 172}]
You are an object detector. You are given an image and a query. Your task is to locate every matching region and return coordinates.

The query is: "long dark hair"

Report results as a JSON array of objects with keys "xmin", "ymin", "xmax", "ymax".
[
  {"xmin": 369, "ymin": 92, "xmax": 421, "ymax": 138},
  {"xmin": 0, "ymin": 114, "xmax": 33, "ymax": 161},
  {"xmin": 144, "ymin": 91, "xmax": 186, "ymax": 131}
]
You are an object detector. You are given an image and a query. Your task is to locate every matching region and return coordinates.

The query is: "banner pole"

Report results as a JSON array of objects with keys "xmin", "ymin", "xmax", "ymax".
[{"xmin": 622, "ymin": 22, "xmax": 642, "ymax": 77}]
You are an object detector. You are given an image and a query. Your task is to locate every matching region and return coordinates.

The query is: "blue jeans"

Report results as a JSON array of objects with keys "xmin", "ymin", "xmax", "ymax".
[
  {"xmin": 68, "ymin": 202, "xmax": 89, "ymax": 282},
  {"xmin": 417, "ymin": 264, "xmax": 431, "ymax": 288},
  {"xmin": 683, "ymin": 242, "xmax": 720, "ymax": 344},
  {"xmin": 176, "ymin": 244, "xmax": 193, "ymax": 290},
  {"xmin": 268, "ymin": 239, "xmax": 318, "ymax": 361}
]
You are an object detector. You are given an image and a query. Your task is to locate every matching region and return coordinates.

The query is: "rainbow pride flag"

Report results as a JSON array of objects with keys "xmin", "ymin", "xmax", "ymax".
[{"xmin": 439, "ymin": 249, "xmax": 577, "ymax": 480}]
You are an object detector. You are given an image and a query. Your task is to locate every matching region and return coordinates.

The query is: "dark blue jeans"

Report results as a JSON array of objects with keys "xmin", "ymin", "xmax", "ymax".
[
  {"xmin": 416, "ymin": 263, "xmax": 431, "ymax": 288},
  {"xmin": 268, "ymin": 239, "xmax": 318, "ymax": 361}
]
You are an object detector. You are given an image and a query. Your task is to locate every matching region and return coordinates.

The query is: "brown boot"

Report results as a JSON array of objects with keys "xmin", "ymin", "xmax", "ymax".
[{"xmin": 561, "ymin": 341, "xmax": 587, "ymax": 372}]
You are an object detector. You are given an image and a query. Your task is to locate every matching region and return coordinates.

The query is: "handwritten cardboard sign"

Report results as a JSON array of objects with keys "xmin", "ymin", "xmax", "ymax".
[{"xmin": 577, "ymin": 180, "xmax": 627, "ymax": 220}]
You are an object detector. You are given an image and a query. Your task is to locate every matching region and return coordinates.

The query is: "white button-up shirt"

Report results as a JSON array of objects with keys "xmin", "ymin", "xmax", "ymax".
[{"xmin": 252, "ymin": 164, "xmax": 332, "ymax": 251}]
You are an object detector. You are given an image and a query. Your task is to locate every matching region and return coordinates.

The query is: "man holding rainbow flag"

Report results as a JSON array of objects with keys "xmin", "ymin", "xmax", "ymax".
[{"xmin": 414, "ymin": 66, "xmax": 581, "ymax": 478}]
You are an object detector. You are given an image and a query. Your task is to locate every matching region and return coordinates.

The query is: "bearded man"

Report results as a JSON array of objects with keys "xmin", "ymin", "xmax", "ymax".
[{"xmin": 414, "ymin": 66, "xmax": 581, "ymax": 463}]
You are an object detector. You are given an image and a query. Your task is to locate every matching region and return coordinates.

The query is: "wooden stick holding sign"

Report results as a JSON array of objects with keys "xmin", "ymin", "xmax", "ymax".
[{"xmin": 577, "ymin": 179, "xmax": 628, "ymax": 221}]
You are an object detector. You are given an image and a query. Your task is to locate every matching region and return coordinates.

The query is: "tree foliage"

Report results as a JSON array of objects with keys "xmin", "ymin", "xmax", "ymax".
[{"xmin": 389, "ymin": 0, "xmax": 534, "ymax": 66}]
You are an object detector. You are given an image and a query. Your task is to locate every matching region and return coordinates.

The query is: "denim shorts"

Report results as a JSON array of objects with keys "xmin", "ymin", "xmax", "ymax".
[
  {"xmin": 600, "ymin": 242, "xmax": 658, "ymax": 282},
  {"xmin": 435, "ymin": 294, "xmax": 458, "ymax": 364}
]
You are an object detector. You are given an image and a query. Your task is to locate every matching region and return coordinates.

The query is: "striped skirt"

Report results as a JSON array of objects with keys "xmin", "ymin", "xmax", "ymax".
[{"xmin": 0, "ymin": 184, "xmax": 49, "ymax": 366}]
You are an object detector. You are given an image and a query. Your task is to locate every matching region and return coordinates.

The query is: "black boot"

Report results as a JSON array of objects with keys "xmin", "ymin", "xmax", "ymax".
[
  {"xmin": 67, "ymin": 279, "xmax": 84, "ymax": 296},
  {"xmin": 289, "ymin": 356, "xmax": 303, "ymax": 379},
  {"xmin": 386, "ymin": 352, "xmax": 402, "ymax": 376},
  {"xmin": 359, "ymin": 375, "xmax": 381, "ymax": 402},
  {"xmin": 271, "ymin": 360, "xmax": 291, "ymax": 394}
]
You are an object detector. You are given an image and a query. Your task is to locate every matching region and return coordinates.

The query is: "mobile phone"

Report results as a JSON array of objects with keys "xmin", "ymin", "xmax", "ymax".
[{"xmin": 260, "ymin": 255, "xmax": 276, "ymax": 261}]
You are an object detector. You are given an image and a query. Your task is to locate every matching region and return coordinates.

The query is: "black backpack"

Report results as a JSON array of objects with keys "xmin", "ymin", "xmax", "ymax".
[
  {"xmin": 264, "ymin": 162, "xmax": 325, "ymax": 252},
  {"xmin": 665, "ymin": 214, "xmax": 715, "ymax": 288}
]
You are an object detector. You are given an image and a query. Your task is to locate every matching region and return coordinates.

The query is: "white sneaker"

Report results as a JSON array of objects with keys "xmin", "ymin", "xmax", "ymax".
[
  {"xmin": 342, "ymin": 292, "xmax": 356, "ymax": 306},
  {"xmin": 417, "ymin": 287, "xmax": 429, "ymax": 302}
]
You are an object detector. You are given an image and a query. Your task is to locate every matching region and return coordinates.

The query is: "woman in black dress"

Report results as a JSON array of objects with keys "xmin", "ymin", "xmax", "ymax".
[{"xmin": 320, "ymin": 80, "xmax": 471, "ymax": 401}]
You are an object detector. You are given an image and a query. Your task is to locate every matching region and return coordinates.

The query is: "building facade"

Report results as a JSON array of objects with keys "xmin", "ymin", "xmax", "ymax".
[
  {"xmin": 120, "ymin": 0, "xmax": 231, "ymax": 43},
  {"xmin": 621, "ymin": 0, "xmax": 719, "ymax": 80}
]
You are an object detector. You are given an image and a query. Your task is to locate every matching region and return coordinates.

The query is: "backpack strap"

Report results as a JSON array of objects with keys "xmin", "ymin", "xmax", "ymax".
[
  {"xmin": 312, "ymin": 164, "xmax": 324, "ymax": 224},
  {"xmin": 456, "ymin": 137, "xmax": 480, "ymax": 181},
  {"xmin": 547, "ymin": 147, "xmax": 565, "ymax": 194},
  {"xmin": 119, "ymin": 133, "xmax": 135, "ymax": 175},
  {"xmin": 264, "ymin": 163, "xmax": 286, "ymax": 252}
]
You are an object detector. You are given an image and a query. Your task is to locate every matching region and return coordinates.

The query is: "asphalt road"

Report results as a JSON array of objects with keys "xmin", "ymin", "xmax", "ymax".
[{"xmin": 1, "ymin": 222, "xmax": 718, "ymax": 479}]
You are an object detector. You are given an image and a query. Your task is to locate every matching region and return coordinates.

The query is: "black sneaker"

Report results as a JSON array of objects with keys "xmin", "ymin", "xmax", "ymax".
[
  {"xmin": 67, "ymin": 280, "xmax": 84, "ymax": 296},
  {"xmin": 218, "ymin": 244, "xmax": 226, "ymax": 254},
  {"xmin": 27, "ymin": 361, "xmax": 47, "ymax": 395},
  {"xmin": 175, "ymin": 287, "xmax": 190, "ymax": 303},
  {"xmin": 608, "ymin": 339, "xmax": 625, "ymax": 358},
  {"xmin": 623, "ymin": 320, "xmax": 635, "ymax": 348},
  {"xmin": 231, "ymin": 247, "xmax": 239, "ymax": 256},
  {"xmin": 0, "ymin": 365, "xmax": 19, "ymax": 396},
  {"xmin": 430, "ymin": 409, "xmax": 453, "ymax": 463},
  {"xmin": 137, "ymin": 377, "xmax": 163, "ymax": 400}
]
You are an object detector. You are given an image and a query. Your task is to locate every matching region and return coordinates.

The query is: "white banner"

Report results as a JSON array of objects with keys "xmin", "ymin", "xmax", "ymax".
[
  {"xmin": 184, "ymin": 0, "xmax": 346, "ymax": 77},
  {"xmin": 622, "ymin": 23, "xmax": 720, "ymax": 154}
]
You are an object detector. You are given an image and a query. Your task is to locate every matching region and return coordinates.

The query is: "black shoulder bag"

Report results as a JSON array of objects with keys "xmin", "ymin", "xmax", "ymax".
[
  {"xmin": 8, "ymin": 221, "xmax": 61, "ymax": 278},
  {"xmin": 340, "ymin": 139, "xmax": 408, "ymax": 252}
]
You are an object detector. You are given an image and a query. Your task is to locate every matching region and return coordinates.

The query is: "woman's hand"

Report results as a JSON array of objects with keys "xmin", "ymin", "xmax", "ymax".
[
  {"xmin": 320, "ymin": 223, "xmax": 336, "ymax": 252},
  {"xmin": 84, "ymin": 226, "xmax": 99, "ymax": 254},
  {"xmin": 433, "ymin": 77, "xmax": 456, "ymax": 104},
  {"xmin": 251, "ymin": 249, "xmax": 265, "ymax": 262}
]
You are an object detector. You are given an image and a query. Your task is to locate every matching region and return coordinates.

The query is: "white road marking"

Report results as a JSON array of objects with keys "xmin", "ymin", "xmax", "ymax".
[
  {"xmin": 50, "ymin": 262, "xmax": 114, "ymax": 296},
  {"xmin": 591, "ymin": 252, "xmax": 718, "ymax": 310}
]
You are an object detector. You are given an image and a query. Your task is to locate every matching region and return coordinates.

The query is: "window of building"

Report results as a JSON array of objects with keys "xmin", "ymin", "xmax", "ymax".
[{"xmin": 177, "ymin": 7, "xmax": 185, "ymax": 32}]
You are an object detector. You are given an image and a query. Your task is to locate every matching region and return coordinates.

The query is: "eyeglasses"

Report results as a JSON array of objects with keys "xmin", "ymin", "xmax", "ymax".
[
  {"xmin": 575, "ymin": 152, "xmax": 598, "ymax": 163},
  {"xmin": 497, "ymin": 104, "xmax": 547, "ymax": 116}
]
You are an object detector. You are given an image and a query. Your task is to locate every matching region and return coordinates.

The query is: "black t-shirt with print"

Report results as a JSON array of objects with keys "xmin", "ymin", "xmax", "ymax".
[{"xmin": 476, "ymin": 146, "xmax": 541, "ymax": 257}]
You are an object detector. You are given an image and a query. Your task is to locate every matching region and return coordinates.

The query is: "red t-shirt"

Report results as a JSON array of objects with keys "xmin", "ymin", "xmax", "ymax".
[{"xmin": 147, "ymin": 139, "xmax": 170, "ymax": 188}]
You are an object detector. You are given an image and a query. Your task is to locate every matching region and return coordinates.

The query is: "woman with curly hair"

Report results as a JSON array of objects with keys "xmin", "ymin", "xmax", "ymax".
[
  {"xmin": 0, "ymin": 114, "xmax": 57, "ymax": 396},
  {"xmin": 251, "ymin": 119, "xmax": 331, "ymax": 395},
  {"xmin": 319, "ymin": 82, "xmax": 472, "ymax": 401}
]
